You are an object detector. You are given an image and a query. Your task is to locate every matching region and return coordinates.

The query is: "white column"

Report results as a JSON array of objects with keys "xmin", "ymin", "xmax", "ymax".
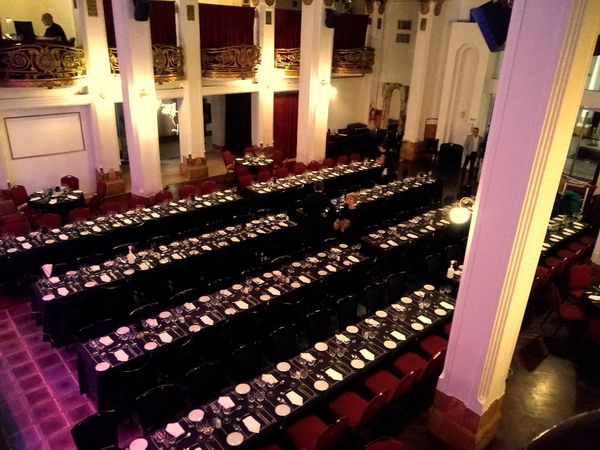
[
  {"xmin": 176, "ymin": 0, "xmax": 205, "ymax": 160},
  {"xmin": 76, "ymin": 0, "xmax": 121, "ymax": 174},
  {"xmin": 590, "ymin": 229, "xmax": 600, "ymax": 264},
  {"xmin": 403, "ymin": 4, "xmax": 434, "ymax": 143},
  {"xmin": 252, "ymin": 1, "xmax": 275, "ymax": 149},
  {"xmin": 428, "ymin": 1, "xmax": 600, "ymax": 449},
  {"xmin": 296, "ymin": 2, "xmax": 334, "ymax": 163},
  {"xmin": 367, "ymin": 10, "xmax": 384, "ymax": 126},
  {"xmin": 111, "ymin": 0, "xmax": 162, "ymax": 196}
]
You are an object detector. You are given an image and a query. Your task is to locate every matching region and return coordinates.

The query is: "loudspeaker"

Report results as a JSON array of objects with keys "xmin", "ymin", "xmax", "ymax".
[
  {"xmin": 470, "ymin": 1, "xmax": 511, "ymax": 52},
  {"xmin": 133, "ymin": 0, "xmax": 152, "ymax": 21},
  {"xmin": 325, "ymin": 9, "xmax": 340, "ymax": 29}
]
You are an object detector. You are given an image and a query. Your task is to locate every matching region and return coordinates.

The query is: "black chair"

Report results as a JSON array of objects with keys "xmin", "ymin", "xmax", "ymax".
[
  {"xmin": 425, "ymin": 253, "xmax": 443, "ymax": 284},
  {"xmin": 363, "ymin": 282, "xmax": 386, "ymax": 316},
  {"xmin": 168, "ymin": 288, "xmax": 198, "ymax": 307},
  {"xmin": 100, "ymin": 354, "xmax": 153, "ymax": 412},
  {"xmin": 336, "ymin": 295, "xmax": 359, "ymax": 330},
  {"xmin": 185, "ymin": 362, "xmax": 228, "ymax": 406},
  {"xmin": 444, "ymin": 244, "xmax": 462, "ymax": 267},
  {"xmin": 134, "ymin": 384, "xmax": 188, "ymax": 434},
  {"xmin": 387, "ymin": 271, "xmax": 408, "ymax": 302},
  {"xmin": 267, "ymin": 325, "xmax": 298, "ymax": 362},
  {"xmin": 229, "ymin": 341, "xmax": 264, "ymax": 382},
  {"xmin": 148, "ymin": 234, "xmax": 171, "ymax": 249},
  {"xmin": 75, "ymin": 318, "xmax": 117, "ymax": 344},
  {"xmin": 526, "ymin": 409, "xmax": 600, "ymax": 450},
  {"xmin": 443, "ymin": 194, "xmax": 455, "ymax": 206},
  {"xmin": 76, "ymin": 252, "xmax": 107, "ymax": 267},
  {"xmin": 111, "ymin": 242, "xmax": 138, "ymax": 258},
  {"xmin": 153, "ymin": 335, "xmax": 199, "ymax": 382},
  {"xmin": 100, "ymin": 277, "xmax": 134, "ymax": 321},
  {"xmin": 129, "ymin": 302, "xmax": 160, "ymax": 325},
  {"xmin": 71, "ymin": 410, "xmax": 120, "ymax": 450},
  {"xmin": 306, "ymin": 309, "xmax": 331, "ymax": 346}
]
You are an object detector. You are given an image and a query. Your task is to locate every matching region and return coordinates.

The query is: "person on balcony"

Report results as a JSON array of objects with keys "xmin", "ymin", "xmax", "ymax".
[{"xmin": 38, "ymin": 13, "xmax": 67, "ymax": 45}]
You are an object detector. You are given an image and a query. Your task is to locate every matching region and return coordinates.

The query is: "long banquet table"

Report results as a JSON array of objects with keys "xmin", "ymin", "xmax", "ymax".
[
  {"xmin": 540, "ymin": 214, "xmax": 588, "ymax": 257},
  {"xmin": 125, "ymin": 284, "xmax": 455, "ymax": 449},
  {"xmin": 0, "ymin": 189, "xmax": 244, "ymax": 276},
  {"xmin": 76, "ymin": 246, "xmax": 370, "ymax": 409},
  {"xmin": 35, "ymin": 213, "xmax": 298, "ymax": 345},
  {"xmin": 243, "ymin": 161, "xmax": 383, "ymax": 210}
]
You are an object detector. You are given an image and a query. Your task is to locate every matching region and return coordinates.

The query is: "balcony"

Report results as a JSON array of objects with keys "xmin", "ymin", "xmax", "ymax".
[
  {"xmin": 332, "ymin": 47, "xmax": 375, "ymax": 75},
  {"xmin": 108, "ymin": 45, "xmax": 184, "ymax": 83},
  {"xmin": 201, "ymin": 45, "xmax": 261, "ymax": 79},
  {"xmin": 0, "ymin": 43, "xmax": 85, "ymax": 88},
  {"xmin": 275, "ymin": 48, "xmax": 300, "ymax": 76}
]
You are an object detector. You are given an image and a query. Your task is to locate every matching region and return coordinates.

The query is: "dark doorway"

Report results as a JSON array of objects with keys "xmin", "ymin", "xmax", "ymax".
[{"xmin": 225, "ymin": 93, "xmax": 252, "ymax": 155}]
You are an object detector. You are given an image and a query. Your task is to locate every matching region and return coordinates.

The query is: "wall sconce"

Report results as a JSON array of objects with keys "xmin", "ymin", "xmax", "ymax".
[
  {"xmin": 139, "ymin": 89, "xmax": 149, "ymax": 98},
  {"xmin": 449, "ymin": 197, "xmax": 474, "ymax": 224}
]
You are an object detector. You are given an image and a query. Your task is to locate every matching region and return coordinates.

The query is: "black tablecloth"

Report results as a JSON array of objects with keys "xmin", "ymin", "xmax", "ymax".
[
  {"xmin": 28, "ymin": 189, "xmax": 85, "ymax": 215},
  {"xmin": 125, "ymin": 285, "xmax": 455, "ymax": 449},
  {"xmin": 540, "ymin": 215, "xmax": 588, "ymax": 257}
]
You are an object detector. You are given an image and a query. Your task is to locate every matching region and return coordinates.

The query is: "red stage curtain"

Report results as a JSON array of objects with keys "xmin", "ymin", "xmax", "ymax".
[
  {"xmin": 275, "ymin": 9, "xmax": 301, "ymax": 48},
  {"xmin": 199, "ymin": 4, "xmax": 255, "ymax": 48},
  {"xmin": 103, "ymin": 0, "xmax": 176, "ymax": 46},
  {"xmin": 333, "ymin": 14, "xmax": 369, "ymax": 49},
  {"xmin": 150, "ymin": 1, "xmax": 177, "ymax": 46},
  {"xmin": 274, "ymin": 92, "xmax": 299, "ymax": 159}
]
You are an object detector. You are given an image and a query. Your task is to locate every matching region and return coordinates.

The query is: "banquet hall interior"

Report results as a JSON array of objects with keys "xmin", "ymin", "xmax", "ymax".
[{"xmin": 1, "ymin": 0, "xmax": 600, "ymax": 449}]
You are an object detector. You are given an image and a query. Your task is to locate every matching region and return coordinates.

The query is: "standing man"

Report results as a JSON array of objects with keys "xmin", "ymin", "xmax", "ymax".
[
  {"xmin": 38, "ymin": 13, "xmax": 68, "ymax": 45},
  {"xmin": 462, "ymin": 127, "xmax": 482, "ymax": 173}
]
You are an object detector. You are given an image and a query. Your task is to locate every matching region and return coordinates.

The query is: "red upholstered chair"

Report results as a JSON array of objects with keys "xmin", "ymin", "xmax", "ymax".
[
  {"xmin": 178, "ymin": 185, "xmax": 196, "ymax": 199},
  {"xmin": 557, "ymin": 249, "xmax": 577, "ymax": 267},
  {"xmin": 235, "ymin": 165, "xmax": 250, "ymax": 177},
  {"xmin": 542, "ymin": 283, "xmax": 588, "ymax": 337},
  {"xmin": 96, "ymin": 181, "xmax": 107, "ymax": 202},
  {"xmin": 1, "ymin": 213, "xmax": 26, "ymax": 225},
  {"xmin": 568, "ymin": 264, "xmax": 592, "ymax": 300},
  {"xmin": 87, "ymin": 194, "xmax": 102, "ymax": 216},
  {"xmin": 443, "ymin": 321, "xmax": 452, "ymax": 337},
  {"xmin": 37, "ymin": 213, "xmax": 62, "ymax": 229},
  {"xmin": 153, "ymin": 190, "xmax": 174, "ymax": 205},
  {"xmin": 364, "ymin": 369, "xmax": 422, "ymax": 404},
  {"xmin": 287, "ymin": 415, "xmax": 348, "ymax": 450},
  {"xmin": 272, "ymin": 149, "xmax": 286, "ymax": 169},
  {"xmin": 329, "ymin": 391, "xmax": 388, "ymax": 429},
  {"xmin": 69, "ymin": 207, "xmax": 92, "ymax": 223},
  {"xmin": 9, "ymin": 185, "xmax": 28, "ymax": 210},
  {"xmin": 99, "ymin": 202, "xmax": 123, "ymax": 215},
  {"xmin": 365, "ymin": 438, "xmax": 406, "ymax": 450},
  {"xmin": 419, "ymin": 335, "xmax": 448, "ymax": 358},
  {"xmin": 393, "ymin": 350, "xmax": 446, "ymax": 380},
  {"xmin": 238, "ymin": 174, "xmax": 254, "ymax": 189},
  {"xmin": 128, "ymin": 195, "xmax": 149, "ymax": 209},
  {"xmin": 200, "ymin": 181, "xmax": 217, "ymax": 195},
  {"xmin": 2, "ymin": 220, "xmax": 30, "ymax": 237},
  {"xmin": 322, "ymin": 158, "xmax": 335, "ymax": 168},
  {"xmin": 350, "ymin": 152, "xmax": 362, "ymax": 162},
  {"xmin": 544, "ymin": 255, "xmax": 569, "ymax": 278},
  {"xmin": 568, "ymin": 242, "xmax": 588, "ymax": 262},
  {"xmin": 292, "ymin": 163, "xmax": 307, "ymax": 175},
  {"xmin": 308, "ymin": 160, "xmax": 322, "ymax": 171},
  {"xmin": 258, "ymin": 170, "xmax": 272, "ymax": 183},
  {"xmin": 337, "ymin": 155, "xmax": 349, "ymax": 165},
  {"xmin": 274, "ymin": 167, "xmax": 289, "ymax": 178},
  {"xmin": 60, "ymin": 175, "xmax": 79, "ymax": 190},
  {"xmin": 222, "ymin": 150, "xmax": 236, "ymax": 185},
  {"xmin": 531, "ymin": 265, "xmax": 553, "ymax": 293},
  {"xmin": 580, "ymin": 235, "xmax": 595, "ymax": 246},
  {"xmin": 244, "ymin": 146, "xmax": 256, "ymax": 155},
  {"xmin": 21, "ymin": 206, "xmax": 42, "ymax": 229}
]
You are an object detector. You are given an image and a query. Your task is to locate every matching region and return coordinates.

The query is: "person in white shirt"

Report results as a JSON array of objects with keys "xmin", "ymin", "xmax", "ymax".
[{"xmin": 462, "ymin": 127, "xmax": 482, "ymax": 173}]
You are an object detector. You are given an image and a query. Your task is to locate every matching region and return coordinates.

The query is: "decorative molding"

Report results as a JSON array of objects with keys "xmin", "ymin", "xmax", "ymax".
[
  {"xmin": 324, "ymin": 0, "xmax": 335, "ymax": 6},
  {"xmin": 419, "ymin": 0, "xmax": 445, "ymax": 16},
  {"xmin": 302, "ymin": 0, "xmax": 313, "ymax": 5},
  {"xmin": 434, "ymin": 0, "xmax": 446, "ymax": 16},
  {"xmin": 252, "ymin": 0, "xmax": 260, "ymax": 6},
  {"xmin": 275, "ymin": 48, "xmax": 300, "ymax": 75},
  {"xmin": 332, "ymin": 47, "xmax": 375, "ymax": 75},
  {"xmin": 381, "ymin": 82, "xmax": 408, "ymax": 131},
  {"xmin": 86, "ymin": 0, "xmax": 98, "ymax": 16},
  {"xmin": 186, "ymin": 4, "xmax": 195, "ymax": 21},
  {"xmin": 201, "ymin": 45, "xmax": 261, "ymax": 79},
  {"xmin": 419, "ymin": 0, "xmax": 430, "ymax": 15},
  {"xmin": 0, "ymin": 44, "xmax": 85, "ymax": 89},
  {"xmin": 108, "ymin": 45, "xmax": 184, "ymax": 83},
  {"xmin": 365, "ymin": 0, "xmax": 374, "ymax": 14},
  {"xmin": 265, "ymin": 0, "xmax": 275, "ymax": 6},
  {"xmin": 377, "ymin": 0, "xmax": 387, "ymax": 14}
]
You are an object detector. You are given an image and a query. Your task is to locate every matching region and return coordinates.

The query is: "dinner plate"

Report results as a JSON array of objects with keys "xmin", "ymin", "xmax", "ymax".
[
  {"xmin": 95, "ymin": 362, "xmax": 110, "ymax": 372},
  {"xmin": 351, "ymin": 359, "xmax": 365, "ymax": 369},
  {"xmin": 314, "ymin": 342, "xmax": 328, "ymax": 351},
  {"xmin": 411, "ymin": 322, "xmax": 424, "ymax": 331},
  {"xmin": 84, "ymin": 281, "xmax": 97, "ymax": 288},
  {"xmin": 189, "ymin": 324, "xmax": 201, "ymax": 332},
  {"xmin": 589, "ymin": 295, "xmax": 600, "ymax": 301},
  {"xmin": 225, "ymin": 308, "xmax": 236, "ymax": 315},
  {"xmin": 400, "ymin": 296, "xmax": 413, "ymax": 304},
  {"xmin": 199, "ymin": 296, "xmax": 210, "ymax": 302},
  {"xmin": 380, "ymin": 244, "xmax": 389, "ymax": 249},
  {"xmin": 375, "ymin": 310, "xmax": 388, "ymax": 318},
  {"xmin": 232, "ymin": 284, "xmax": 243, "ymax": 290},
  {"xmin": 129, "ymin": 438, "xmax": 148, "ymax": 450},
  {"xmin": 384, "ymin": 340, "xmax": 397, "ymax": 349},
  {"xmin": 292, "ymin": 262, "xmax": 302, "ymax": 267},
  {"xmin": 188, "ymin": 409, "xmax": 204, "ymax": 422},
  {"xmin": 314, "ymin": 380, "xmax": 329, "ymax": 391},
  {"xmin": 291, "ymin": 282, "xmax": 301, "ymax": 288},
  {"xmin": 318, "ymin": 270, "xmax": 328, "ymax": 276},
  {"xmin": 116, "ymin": 326, "xmax": 129, "ymax": 335},
  {"xmin": 263, "ymin": 272, "xmax": 273, "ymax": 278},
  {"xmin": 277, "ymin": 362, "xmax": 291, "ymax": 372},
  {"xmin": 235, "ymin": 383, "xmax": 251, "ymax": 394},
  {"xmin": 42, "ymin": 294, "xmax": 55, "ymax": 301},
  {"xmin": 317, "ymin": 252, "xmax": 327, "ymax": 257},
  {"xmin": 260, "ymin": 294, "xmax": 271, "ymax": 301},
  {"xmin": 275, "ymin": 404, "xmax": 291, "ymax": 417},
  {"xmin": 144, "ymin": 342, "xmax": 158, "ymax": 350},
  {"xmin": 346, "ymin": 325, "xmax": 359, "ymax": 333},
  {"xmin": 434, "ymin": 308, "xmax": 447, "ymax": 316},
  {"xmin": 226, "ymin": 432, "xmax": 244, "ymax": 446},
  {"xmin": 159, "ymin": 311, "xmax": 171, "ymax": 319},
  {"xmin": 424, "ymin": 284, "xmax": 435, "ymax": 291},
  {"xmin": 124, "ymin": 269, "xmax": 135, "ymax": 276}
]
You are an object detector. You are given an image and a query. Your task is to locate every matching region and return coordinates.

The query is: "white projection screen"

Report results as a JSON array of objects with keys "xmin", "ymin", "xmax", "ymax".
[{"xmin": 5, "ymin": 113, "xmax": 85, "ymax": 159}]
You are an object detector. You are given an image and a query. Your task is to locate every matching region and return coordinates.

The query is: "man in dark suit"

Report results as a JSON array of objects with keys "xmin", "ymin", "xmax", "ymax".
[
  {"xmin": 39, "ymin": 13, "xmax": 68, "ymax": 45},
  {"xmin": 302, "ymin": 180, "xmax": 334, "ymax": 244}
]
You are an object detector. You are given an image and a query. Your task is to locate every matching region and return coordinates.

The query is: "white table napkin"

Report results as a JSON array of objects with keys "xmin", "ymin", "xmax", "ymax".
[
  {"xmin": 201, "ymin": 245, "xmax": 212, "ymax": 251},
  {"xmin": 325, "ymin": 368, "xmax": 343, "ymax": 381},
  {"xmin": 286, "ymin": 391, "xmax": 303, "ymax": 406},
  {"xmin": 326, "ymin": 265, "xmax": 337, "ymax": 272},
  {"xmin": 159, "ymin": 332, "xmax": 172, "ymax": 343},
  {"xmin": 57, "ymin": 287, "xmax": 69, "ymax": 296},
  {"xmin": 146, "ymin": 318, "xmax": 158, "ymax": 327},
  {"xmin": 235, "ymin": 300, "xmax": 249, "ymax": 310},
  {"xmin": 201, "ymin": 315, "xmax": 214, "ymax": 326},
  {"xmin": 440, "ymin": 301, "xmax": 454, "ymax": 310},
  {"xmin": 267, "ymin": 287, "xmax": 280, "ymax": 296},
  {"xmin": 49, "ymin": 199, "xmax": 57, "ymax": 205},
  {"xmin": 253, "ymin": 277, "xmax": 264, "ymax": 285},
  {"xmin": 418, "ymin": 315, "xmax": 432, "ymax": 324},
  {"xmin": 359, "ymin": 349, "xmax": 375, "ymax": 361},
  {"xmin": 298, "ymin": 275, "xmax": 311, "ymax": 283},
  {"xmin": 99, "ymin": 336, "xmax": 114, "ymax": 346},
  {"xmin": 218, "ymin": 396, "xmax": 235, "ymax": 408},
  {"xmin": 243, "ymin": 416, "xmax": 261, "ymax": 433},
  {"xmin": 49, "ymin": 276, "xmax": 60, "ymax": 284},
  {"xmin": 220, "ymin": 289, "xmax": 232, "ymax": 297},
  {"xmin": 22, "ymin": 243, "xmax": 32, "ymax": 250},
  {"xmin": 391, "ymin": 330, "xmax": 406, "ymax": 341},
  {"xmin": 300, "ymin": 352, "xmax": 315, "ymax": 363},
  {"xmin": 335, "ymin": 334, "xmax": 350, "ymax": 344},
  {"xmin": 166, "ymin": 422, "xmax": 185, "ymax": 438},
  {"xmin": 184, "ymin": 302, "xmax": 196, "ymax": 311},
  {"xmin": 261, "ymin": 373, "xmax": 278, "ymax": 385},
  {"xmin": 92, "ymin": 226, "xmax": 102, "ymax": 232},
  {"xmin": 100, "ymin": 275, "xmax": 111, "ymax": 283},
  {"xmin": 114, "ymin": 349, "xmax": 129, "ymax": 362}
]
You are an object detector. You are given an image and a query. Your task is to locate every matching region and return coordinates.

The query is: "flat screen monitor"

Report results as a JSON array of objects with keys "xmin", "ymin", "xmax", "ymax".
[{"xmin": 14, "ymin": 21, "xmax": 35, "ymax": 38}]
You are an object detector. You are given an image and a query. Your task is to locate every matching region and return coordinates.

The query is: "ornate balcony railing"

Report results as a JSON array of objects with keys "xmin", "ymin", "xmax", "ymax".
[
  {"xmin": 0, "ymin": 44, "xmax": 85, "ymax": 88},
  {"xmin": 275, "ymin": 48, "xmax": 300, "ymax": 75},
  {"xmin": 201, "ymin": 45, "xmax": 261, "ymax": 79},
  {"xmin": 108, "ymin": 45, "xmax": 184, "ymax": 83},
  {"xmin": 332, "ymin": 47, "xmax": 375, "ymax": 75}
]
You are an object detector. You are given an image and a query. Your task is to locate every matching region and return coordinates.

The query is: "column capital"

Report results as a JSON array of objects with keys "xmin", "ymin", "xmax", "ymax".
[{"xmin": 419, "ymin": 0, "xmax": 445, "ymax": 16}]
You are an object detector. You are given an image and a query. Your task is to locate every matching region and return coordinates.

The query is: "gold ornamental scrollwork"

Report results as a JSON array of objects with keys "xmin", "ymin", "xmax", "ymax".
[
  {"xmin": 377, "ymin": 0, "xmax": 387, "ymax": 14},
  {"xmin": 108, "ymin": 45, "xmax": 184, "ymax": 83},
  {"xmin": 274, "ymin": 48, "xmax": 300, "ymax": 75},
  {"xmin": 201, "ymin": 45, "xmax": 261, "ymax": 79},
  {"xmin": 323, "ymin": 0, "xmax": 335, "ymax": 6},
  {"xmin": 251, "ymin": 0, "xmax": 259, "ymax": 6},
  {"xmin": 419, "ymin": 0, "xmax": 445, "ymax": 16},
  {"xmin": 302, "ymin": 0, "xmax": 313, "ymax": 5},
  {"xmin": 0, "ymin": 44, "xmax": 85, "ymax": 88},
  {"xmin": 332, "ymin": 47, "xmax": 375, "ymax": 75},
  {"xmin": 365, "ymin": 0, "xmax": 374, "ymax": 14},
  {"xmin": 265, "ymin": 0, "xmax": 275, "ymax": 6}
]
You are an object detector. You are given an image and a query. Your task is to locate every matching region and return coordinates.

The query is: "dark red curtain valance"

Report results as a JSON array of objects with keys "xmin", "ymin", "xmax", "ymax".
[
  {"xmin": 274, "ymin": 92, "xmax": 299, "ymax": 159},
  {"xmin": 199, "ymin": 4, "xmax": 255, "ymax": 48},
  {"xmin": 103, "ymin": 0, "xmax": 177, "ymax": 47},
  {"xmin": 333, "ymin": 14, "xmax": 369, "ymax": 49},
  {"xmin": 275, "ymin": 9, "xmax": 301, "ymax": 48}
]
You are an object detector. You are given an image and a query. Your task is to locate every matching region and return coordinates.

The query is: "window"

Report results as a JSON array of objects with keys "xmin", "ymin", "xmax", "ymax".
[
  {"xmin": 396, "ymin": 34, "xmax": 410, "ymax": 44},
  {"xmin": 397, "ymin": 20, "xmax": 411, "ymax": 30}
]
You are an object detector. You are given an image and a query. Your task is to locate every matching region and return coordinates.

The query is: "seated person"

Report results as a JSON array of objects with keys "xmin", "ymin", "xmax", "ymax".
[
  {"xmin": 334, "ymin": 192, "xmax": 361, "ymax": 239},
  {"xmin": 38, "ymin": 13, "xmax": 68, "ymax": 45}
]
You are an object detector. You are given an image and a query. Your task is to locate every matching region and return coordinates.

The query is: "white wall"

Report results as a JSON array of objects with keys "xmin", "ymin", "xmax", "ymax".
[
  {"xmin": 328, "ymin": 77, "xmax": 371, "ymax": 132},
  {"xmin": 1, "ymin": 0, "xmax": 76, "ymax": 41}
]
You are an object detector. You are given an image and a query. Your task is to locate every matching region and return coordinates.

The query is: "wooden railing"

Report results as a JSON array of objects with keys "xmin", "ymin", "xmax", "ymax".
[
  {"xmin": 0, "ymin": 44, "xmax": 85, "ymax": 88},
  {"xmin": 108, "ymin": 45, "xmax": 184, "ymax": 83},
  {"xmin": 275, "ymin": 48, "xmax": 300, "ymax": 76},
  {"xmin": 332, "ymin": 47, "xmax": 375, "ymax": 75},
  {"xmin": 201, "ymin": 45, "xmax": 261, "ymax": 79}
]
